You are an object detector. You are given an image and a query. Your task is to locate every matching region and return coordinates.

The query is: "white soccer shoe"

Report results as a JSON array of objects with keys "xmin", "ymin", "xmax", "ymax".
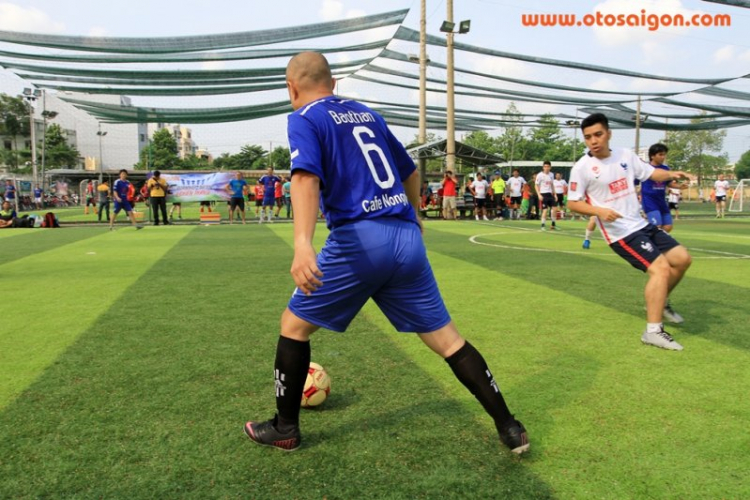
[
  {"xmin": 663, "ymin": 303, "xmax": 685, "ymax": 324},
  {"xmin": 641, "ymin": 329, "xmax": 684, "ymax": 351}
]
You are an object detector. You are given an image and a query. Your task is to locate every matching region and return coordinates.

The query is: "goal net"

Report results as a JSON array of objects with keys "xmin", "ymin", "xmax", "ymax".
[{"xmin": 728, "ymin": 179, "xmax": 750, "ymax": 213}]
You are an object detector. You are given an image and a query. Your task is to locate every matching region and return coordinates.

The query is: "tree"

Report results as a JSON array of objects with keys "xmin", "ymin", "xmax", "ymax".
[
  {"xmin": 180, "ymin": 155, "xmax": 211, "ymax": 170},
  {"xmin": 462, "ymin": 130, "xmax": 499, "ymax": 154},
  {"xmin": 43, "ymin": 123, "xmax": 80, "ymax": 168},
  {"xmin": 235, "ymin": 144, "xmax": 266, "ymax": 169},
  {"xmin": 495, "ymin": 103, "xmax": 526, "ymax": 164},
  {"xmin": 735, "ymin": 149, "xmax": 750, "ymax": 180},
  {"xmin": 664, "ymin": 115, "xmax": 727, "ymax": 185},
  {"xmin": 150, "ymin": 128, "xmax": 180, "ymax": 170},
  {"xmin": 213, "ymin": 152, "xmax": 238, "ymax": 171},
  {"xmin": 0, "ymin": 93, "xmax": 31, "ymax": 171}
]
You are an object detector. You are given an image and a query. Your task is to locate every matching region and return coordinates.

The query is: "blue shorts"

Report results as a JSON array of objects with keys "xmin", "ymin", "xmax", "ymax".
[
  {"xmin": 262, "ymin": 195, "xmax": 275, "ymax": 207},
  {"xmin": 288, "ymin": 218, "xmax": 451, "ymax": 333},
  {"xmin": 646, "ymin": 210, "xmax": 673, "ymax": 227},
  {"xmin": 113, "ymin": 200, "xmax": 133, "ymax": 214},
  {"xmin": 610, "ymin": 224, "xmax": 680, "ymax": 273}
]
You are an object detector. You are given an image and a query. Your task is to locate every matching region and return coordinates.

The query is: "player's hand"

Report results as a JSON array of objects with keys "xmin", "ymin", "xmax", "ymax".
[
  {"xmin": 672, "ymin": 171, "xmax": 689, "ymax": 180},
  {"xmin": 291, "ymin": 244, "xmax": 323, "ymax": 295},
  {"xmin": 417, "ymin": 217, "xmax": 424, "ymax": 235},
  {"xmin": 598, "ymin": 208, "xmax": 622, "ymax": 222}
]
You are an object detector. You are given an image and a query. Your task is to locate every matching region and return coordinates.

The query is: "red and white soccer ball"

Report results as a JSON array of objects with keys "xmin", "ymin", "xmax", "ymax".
[{"xmin": 301, "ymin": 362, "xmax": 331, "ymax": 408}]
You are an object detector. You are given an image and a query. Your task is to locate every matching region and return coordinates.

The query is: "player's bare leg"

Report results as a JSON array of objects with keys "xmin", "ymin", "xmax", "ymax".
[
  {"xmin": 419, "ymin": 321, "xmax": 529, "ymax": 454},
  {"xmin": 641, "ymin": 255, "xmax": 683, "ymax": 350},
  {"xmin": 583, "ymin": 216, "xmax": 596, "ymax": 249}
]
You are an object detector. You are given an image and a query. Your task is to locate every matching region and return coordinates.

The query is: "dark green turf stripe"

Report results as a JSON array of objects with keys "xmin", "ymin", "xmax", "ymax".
[
  {"xmin": 0, "ymin": 227, "xmax": 105, "ymax": 267},
  {"xmin": 0, "ymin": 225, "xmax": 552, "ymax": 499}
]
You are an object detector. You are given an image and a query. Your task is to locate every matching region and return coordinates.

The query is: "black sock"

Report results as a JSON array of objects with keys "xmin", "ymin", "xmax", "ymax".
[
  {"xmin": 274, "ymin": 336, "xmax": 310, "ymax": 432},
  {"xmin": 445, "ymin": 341, "xmax": 514, "ymax": 430}
]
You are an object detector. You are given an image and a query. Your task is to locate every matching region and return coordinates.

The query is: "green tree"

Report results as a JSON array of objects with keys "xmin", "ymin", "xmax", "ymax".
[
  {"xmin": 462, "ymin": 130, "xmax": 499, "ymax": 154},
  {"xmin": 735, "ymin": 149, "xmax": 750, "ymax": 180},
  {"xmin": 495, "ymin": 103, "xmax": 526, "ymax": 164},
  {"xmin": 0, "ymin": 93, "xmax": 31, "ymax": 171},
  {"xmin": 150, "ymin": 128, "xmax": 180, "ymax": 170},
  {"xmin": 180, "ymin": 155, "xmax": 211, "ymax": 170},
  {"xmin": 43, "ymin": 123, "xmax": 80, "ymax": 168},
  {"xmin": 235, "ymin": 144, "xmax": 266, "ymax": 169},
  {"xmin": 406, "ymin": 132, "xmax": 445, "ymax": 173},
  {"xmin": 664, "ymin": 115, "xmax": 727, "ymax": 185},
  {"xmin": 213, "ymin": 152, "xmax": 238, "ymax": 171},
  {"xmin": 524, "ymin": 114, "xmax": 577, "ymax": 162}
]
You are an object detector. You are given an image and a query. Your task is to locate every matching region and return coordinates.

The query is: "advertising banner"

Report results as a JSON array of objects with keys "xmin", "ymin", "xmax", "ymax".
[{"xmin": 161, "ymin": 173, "xmax": 234, "ymax": 203}]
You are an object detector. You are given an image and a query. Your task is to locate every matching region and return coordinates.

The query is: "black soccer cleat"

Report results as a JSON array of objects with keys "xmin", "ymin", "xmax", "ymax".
[
  {"xmin": 499, "ymin": 418, "xmax": 530, "ymax": 455},
  {"xmin": 244, "ymin": 416, "xmax": 301, "ymax": 451}
]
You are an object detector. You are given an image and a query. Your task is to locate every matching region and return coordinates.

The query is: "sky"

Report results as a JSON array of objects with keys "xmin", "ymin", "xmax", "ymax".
[{"xmin": 1, "ymin": 0, "xmax": 749, "ymax": 162}]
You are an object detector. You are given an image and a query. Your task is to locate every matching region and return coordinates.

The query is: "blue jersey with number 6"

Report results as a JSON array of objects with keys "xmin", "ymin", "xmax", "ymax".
[{"xmin": 287, "ymin": 96, "xmax": 418, "ymax": 229}]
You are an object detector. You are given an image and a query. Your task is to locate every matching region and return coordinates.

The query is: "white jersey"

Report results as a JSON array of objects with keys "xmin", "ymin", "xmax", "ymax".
[
  {"xmin": 535, "ymin": 172, "xmax": 554, "ymax": 194},
  {"xmin": 507, "ymin": 176, "xmax": 525, "ymax": 197},
  {"xmin": 668, "ymin": 188, "xmax": 681, "ymax": 204},
  {"xmin": 471, "ymin": 179, "xmax": 489, "ymax": 199},
  {"xmin": 714, "ymin": 180, "xmax": 729, "ymax": 197},
  {"xmin": 553, "ymin": 179, "xmax": 568, "ymax": 194},
  {"xmin": 568, "ymin": 148, "xmax": 654, "ymax": 244}
]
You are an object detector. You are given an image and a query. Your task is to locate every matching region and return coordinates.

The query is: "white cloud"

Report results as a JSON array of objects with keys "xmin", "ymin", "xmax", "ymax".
[
  {"xmin": 200, "ymin": 60, "xmax": 226, "ymax": 71},
  {"xmin": 318, "ymin": 0, "xmax": 343, "ymax": 21},
  {"xmin": 87, "ymin": 26, "xmax": 107, "ymax": 37},
  {"xmin": 713, "ymin": 45, "xmax": 750, "ymax": 64},
  {"xmin": 0, "ymin": 2, "xmax": 64, "ymax": 33},
  {"xmin": 589, "ymin": 77, "xmax": 617, "ymax": 92}
]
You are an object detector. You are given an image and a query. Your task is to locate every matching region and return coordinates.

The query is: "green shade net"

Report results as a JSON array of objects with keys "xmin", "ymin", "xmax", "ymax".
[
  {"xmin": 0, "ymin": 39, "xmax": 390, "ymax": 64},
  {"xmin": 702, "ymin": 0, "xmax": 750, "ymax": 7},
  {"xmin": 0, "ymin": 10, "xmax": 408, "ymax": 53},
  {"xmin": 380, "ymin": 49, "xmax": 681, "ymax": 97},
  {"xmin": 393, "ymin": 26, "xmax": 745, "ymax": 85}
]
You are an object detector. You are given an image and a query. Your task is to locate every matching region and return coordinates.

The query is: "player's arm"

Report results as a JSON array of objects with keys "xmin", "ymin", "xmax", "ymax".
[
  {"xmin": 403, "ymin": 170, "xmax": 423, "ymax": 233},
  {"xmin": 650, "ymin": 169, "xmax": 688, "ymax": 183},
  {"xmin": 290, "ymin": 170, "xmax": 323, "ymax": 295}
]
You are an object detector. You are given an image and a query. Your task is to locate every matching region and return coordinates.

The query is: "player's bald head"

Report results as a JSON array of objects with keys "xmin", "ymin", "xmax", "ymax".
[{"xmin": 286, "ymin": 52, "xmax": 333, "ymax": 91}]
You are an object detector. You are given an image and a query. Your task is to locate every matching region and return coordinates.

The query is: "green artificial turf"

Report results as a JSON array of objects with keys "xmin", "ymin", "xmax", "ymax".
[{"xmin": 0, "ymin": 218, "xmax": 748, "ymax": 499}]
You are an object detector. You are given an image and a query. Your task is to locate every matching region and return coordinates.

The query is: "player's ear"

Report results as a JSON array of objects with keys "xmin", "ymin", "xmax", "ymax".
[{"xmin": 331, "ymin": 77, "xmax": 337, "ymax": 92}]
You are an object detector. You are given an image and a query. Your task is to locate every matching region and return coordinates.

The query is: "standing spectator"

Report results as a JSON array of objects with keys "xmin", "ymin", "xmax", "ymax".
[
  {"xmin": 4, "ymin": 179, "xmax": 16, "ymax": 210},
  {"xmin": 33, "ymin": 184, "xmax": 43, "ymax": 210},
  {"xmin": 109, "ymin": 169, "xmax": 140, "ymax": 230},
  {"xmin": 254, "ymin": 182, "xmax": 264, "ymax": 220},
  {"xmin": 491, "ymin": 174, "xmax": 506, "ymax": 220},
  {"xmin": 84, "ymin": 180, "xmax": 96, "ymax": 215},
  {"xmin": 169, "ymin": 200, "xmax": 182, "ymax": 221},
  {"xmin": 714, "ymin": 174, "xmax": 730, "ymax": 218},
  {"xmin": 535, "ymin": 161, "xmax": 556, "ymax": 230},
  {"xmin": 274, "ymin": 176, "xmax": 285, "ymax": 219},
  {"xmin": 470, "ymin": 173, "xmax": 490, "ymax": 221},
  {"xmin": 441, "ymin": 170, "xmax": 458, "ymax": 220},
  {"xmin": 507, "ymin": 170, "xmax": 525, "ymax": 220},
  {"xmin": 225, "ymin": 171, "xmax": 249, "ymax": 224},
  {"xmin": 97, "ymin": 180, "xmax": 111, "ymax": 222},
  {"xmin": 553, "ymin": 173, "xmax": 568, "ymax": 215},
  {"xmin": 668, "ymin": 186, "xmax": 682, "ymax": 220},
  {"xmin": 259, "ymin": 167, "xmax": 281, "ymax": 223},
  {"xmin": 147, "ymin": 170, "xmax": 170, "ymax": 226},
  {"xmin": 283, "ymin": 176, "xmax": 292, "ymax": 219}
]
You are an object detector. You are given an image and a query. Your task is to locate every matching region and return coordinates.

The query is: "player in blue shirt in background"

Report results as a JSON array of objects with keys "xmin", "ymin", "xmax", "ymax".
[
  {"xmin": 225, "ymin": 171, "xmax": 249, "ymax": 224},
  {"xmin": 641, "ymin": 143, "xmax": 686, "ymax": 234},
  {"xmin": 109, "ymin": 169, "xmax": 140, "ymax": 230},
  {"xmin": 258, "ymin": 167, "xmax": 281, "ymax": 223},
  {"xmin": 244, "ymin": 52, "xmax": 529, "ymax": 455}
]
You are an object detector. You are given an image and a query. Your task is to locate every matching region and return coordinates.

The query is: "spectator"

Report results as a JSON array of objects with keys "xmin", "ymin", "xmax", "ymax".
[
  {"xmin": 33, "ymin": 185, "xmax": 43, "ymax": 210},
  {"xmin": 147, "ymin": 170, "xmax": 170, "ymax": 226},
  {"xmin": 4, "ymin": 180, "xmax": 16, "ymax": 209},
  {"xmin": 97, "ymin": 180, "xmax": 111, "ymax": 222},
  {"xmin": 84, "ymin": 180, "xmax": 96, "ymax": 215},
  {"xmin": 441, "ymin": 170, "xmax": 458, "ymax": 220},
  {"xmin": 253, "ymin": 181, "xmax": 264, "ymax": 220},
  {"xmin": 470, "ymin": 173, "xmax": 490, "ymax": 221},
  {"xmin": 491, "ymin": 174, "xmax": 506, "ymax": 220},
  {"xmin": 274, "ymin": 176, "xmax": 285, "ymax": 219},
  {"xmin": 283, "ymin": 176, "xmax": 292, "ymax": 219},
  {"xmin": 225, "ymin": 171, "xmax": 249, "ymax": 224}
]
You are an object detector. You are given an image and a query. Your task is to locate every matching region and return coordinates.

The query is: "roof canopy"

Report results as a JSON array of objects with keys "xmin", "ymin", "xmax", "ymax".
[{"xmin": 408, "ymin": 139, "xmax": 505, "ymax": 168}]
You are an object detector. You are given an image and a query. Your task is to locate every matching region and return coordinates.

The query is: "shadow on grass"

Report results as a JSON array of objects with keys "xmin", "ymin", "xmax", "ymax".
[
  {"xmin": 0, "ymin": 227, "xmax": 102, "ymax": 266},
  {"xmin": 426, "ymin": 225, "xmax": 750, "ymax": 352},
  {"xmin": 0, "ymin": 226, "xmax": 556, "ymax": 499}
]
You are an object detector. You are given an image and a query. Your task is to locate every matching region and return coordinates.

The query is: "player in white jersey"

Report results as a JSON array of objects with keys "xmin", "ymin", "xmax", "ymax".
[
  {"xmin": 535, "ymin": 161, "xmax": 557, "ymax": 230},
  {"xmin": 714, "ymin": 174, "xmax": 730, "ymax": 218},
  {"xmin": 567, "ymin": 113, "xmax": 692, "ymax": 351},
  {"xmin": 507, "ymin": 170, "xmax": 525, "ymax": 220},
  {"xmin": 667, "ymin": 187, "xmax": 682, "ymax": 220},
  {"xmin": 470, "ymin": 173, "xmax": 490, "ymax": 221},
  {"xmin": 553, "ymin": 173, "xmax": 567, "ymax": 214}
]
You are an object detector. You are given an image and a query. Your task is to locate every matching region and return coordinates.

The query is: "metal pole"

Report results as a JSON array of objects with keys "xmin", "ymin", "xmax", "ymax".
[
  {"xmin": 445, "ymin": 0, "xmax": 456, "ymax": 173},
  {"xmin": 28, "ymin": 100, "xmax": 38, "ymax": 188},
  {"xmin": 418, "ymin": 0, "xmax": 427, "ymax": 179},
  {"xmin": 98, "ymin": 123, "xmax": 104, "ymax": 183},
  {"xmin": 634, "ymin": 95, "xmax": 642, "ymax": 156},
  {"xmin": 41, "ymin": 90, "xmax": 46, "ymax": 192}
]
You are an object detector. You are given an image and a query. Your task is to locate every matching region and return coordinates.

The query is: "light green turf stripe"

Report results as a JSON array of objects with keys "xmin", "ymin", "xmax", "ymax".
[
  {"xmin": 0, "ymin": 226, "xmax": 196, "ymax": 409},
  {"xmin": 0, "ymin": 230, "xmax": 35, "ymax": 241}
]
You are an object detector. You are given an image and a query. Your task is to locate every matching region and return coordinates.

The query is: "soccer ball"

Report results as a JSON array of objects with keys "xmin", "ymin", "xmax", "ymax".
[{"xmin": 301, "ymin": 362, "xmax": 331, "ymax": 408}]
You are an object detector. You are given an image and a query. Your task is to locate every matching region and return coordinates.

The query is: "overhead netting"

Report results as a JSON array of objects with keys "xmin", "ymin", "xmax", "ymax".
[{"xmin": 1, "ymin": 6, "xmax": 750, "ymax": 133}]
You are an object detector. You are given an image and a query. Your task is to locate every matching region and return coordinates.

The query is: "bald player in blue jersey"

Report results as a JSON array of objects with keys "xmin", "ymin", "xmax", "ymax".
[{"xmin": 243, "ymin": 52, "xmax": 529, "ymax": 455}]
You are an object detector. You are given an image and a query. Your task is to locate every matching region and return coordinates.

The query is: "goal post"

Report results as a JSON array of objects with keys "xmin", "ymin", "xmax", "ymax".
[{"xmin": 728, "ymin": 179, "xmax": 750, "ymax": 213}]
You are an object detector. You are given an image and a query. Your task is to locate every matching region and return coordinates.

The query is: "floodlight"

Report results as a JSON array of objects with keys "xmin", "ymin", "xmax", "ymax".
[
  {"xmin": 440, "ymin": 20, "xmax": 455, "ymax": 33},
  {"xmin": 458, "ymin": 20, "xmax": 471, "ymax": 34}
]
